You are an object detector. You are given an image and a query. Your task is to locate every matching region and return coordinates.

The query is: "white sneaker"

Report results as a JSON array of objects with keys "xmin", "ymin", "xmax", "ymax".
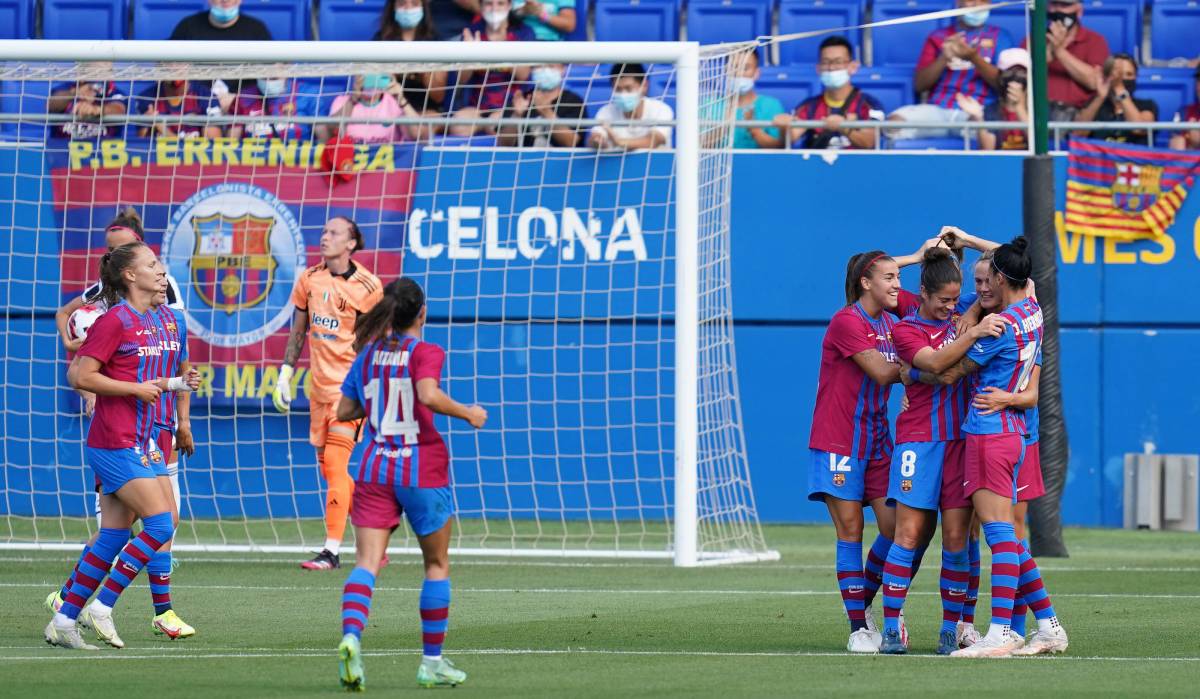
[
  {"xmin": 847, "ymin": 627, "xmax": 881, "ymax": 653},
  {"xmin": 864, "ymin": 606, "xmax": 880, "ymax": 635},
  {"xmin": 1012, "ymin": 625, "xmax": 1069, "ymax": 656},
  {"xmin": 44, "ymin": 620, "xmax": 98, "ymax": 650},
  {"xmin": 80, "ymin": 603, "xmax": 124, "ymax": 649},
  {"xmin": 956, "ymin": 621, "xmax": 981, "ymax": 648},
  {"xmin": 950, "ymin": 630, "xmax": 1015, "ymax": 658},
  {"xmin": 898, "ymin": 610, "xmax": 909, "ymax": 649},
  {"xmin": 1002, "ymin": 628, "xmax": 1025, "ymax": 652}
]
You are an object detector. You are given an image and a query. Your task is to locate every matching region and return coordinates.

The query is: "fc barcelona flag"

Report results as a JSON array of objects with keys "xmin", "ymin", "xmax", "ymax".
[{"xmin": 1065, "ymin": 138, "xmax": 1200, "ymax": 240}]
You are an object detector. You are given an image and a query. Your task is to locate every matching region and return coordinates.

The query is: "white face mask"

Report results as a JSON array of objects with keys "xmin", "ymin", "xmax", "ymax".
[
  {"xmin": 612, "ymin": 90, "xmax": 641, "ymax": 113},
  {"xmin": 483, "ymin": 9, "xmax": 508, "ymax": 28},
  {"xmin": 734, "ymin": 77, "xmax": 755, "ymax": 95}
]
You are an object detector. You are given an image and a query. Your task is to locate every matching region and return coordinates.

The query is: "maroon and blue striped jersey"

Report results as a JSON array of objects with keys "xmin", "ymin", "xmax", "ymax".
[
  {"xmin": 342, "ymin": 335, "xmax": 450, "ymax": 488},
  {"xmin": 77, "ymin": 301, "xmax": 172, "ymax": 450},
  {"xmin": 964, "ymin": 297, "xmax": 1042, "ymax": 435},
  {"xmin": 916, "ymin": 25, "xmax": 1013, "ymax": 109},
  {"xmin": 893, "ymin": 299, "xmax": 974, "ymax": 443},
  {"xmin": 145, "ymin": 305, "xmax": 188, "ymax": 430}
]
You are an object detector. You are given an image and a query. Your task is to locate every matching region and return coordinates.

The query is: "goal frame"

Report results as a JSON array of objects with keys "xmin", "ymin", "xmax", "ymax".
[{"xmin": 0, "ymin": 40, "xmax": 777, "ymax": 567}]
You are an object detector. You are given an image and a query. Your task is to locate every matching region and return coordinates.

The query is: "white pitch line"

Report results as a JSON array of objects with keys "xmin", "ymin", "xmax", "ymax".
[
  {"xmin": 1, "ymin": 582, "xmax": 1197, "ymax": 599},
  {"xmin": 1, "ymin": 647, "xmax": 1197, "ymax": 663}
]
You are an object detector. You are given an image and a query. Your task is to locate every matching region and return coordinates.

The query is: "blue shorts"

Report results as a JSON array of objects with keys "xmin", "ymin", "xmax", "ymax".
[
  {"xmin": 147, "ymin": 427, "xmax": 171, "ymax": 478},
  {"xmin": 889, "ymin": 441, "xmax": 941, "ymax": 510},
  {"xmin": 351, "ymin": 481, "xmax": 454, "ymax": 537},
  {"xmin": 808, "ymin": 449, "xmax": 889, "ymax": 503},
  {"xmin": 87, "ymin": 446, "xmax": 158, "ymax": 495}
]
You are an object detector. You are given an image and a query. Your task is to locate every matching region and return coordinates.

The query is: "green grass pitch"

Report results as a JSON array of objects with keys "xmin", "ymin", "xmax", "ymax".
[{"xmin": 3, "ymin": 526, "xmax": 1198, "ymax": 698}]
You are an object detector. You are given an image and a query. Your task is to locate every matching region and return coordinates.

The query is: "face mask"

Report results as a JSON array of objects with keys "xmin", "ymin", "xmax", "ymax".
[
  {"xmin": 210, "ymin": 4, "xmax": 239, "ymax": 23},
  {"xmin": 1121, "ymin": 79, "xmax": 1137, "ymax": 95},
  {"xmin": 734, "ymin": 77, "xmax": 755, "ymax": 95},
  {"xmin": 531, "ymin": 67, "xmax": 563, "ymax": 91},
  {"xmin": 361, "ymin": 74, "xmax": 392, "ymax": 93},
  {"xmin": 820, "ymin": 69, "xmax": 850, "ymax": 89},
  {"xmin": 257, "ymin": 78, "xmax": 286, "ymax": 97},
  {"xmin": 512, "ymin": 0, "xmax": 525, "ymax": 9},
  {"xmin": 612, "ymin": 91, "xmax": 641, "ymax": 113},
  {"xmin": 483, "ymin": 10, "xmax": 508, "ymax": 28},
  {"xmin": 961, "ymin": 9, "xmax": 989, "ymax": 27},
  {"xmin": 394, "ymin": 6, "xmax": 424, "ymax": 28},
  {"xmin": 1047, "ymin": 11, "xmax": 1077, "ymax": 29}
]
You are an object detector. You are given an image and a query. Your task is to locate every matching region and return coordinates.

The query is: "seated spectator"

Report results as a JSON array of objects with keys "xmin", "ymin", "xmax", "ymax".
[
  {"xmin": 1169, "ymin": 66, "xmax": 1200, "ymax": 151},
  {"xmin": 588, "ymin": 63, "xmax": 673, "ymax": 150},
  {"xmin": 47, "ymin": 80, "xmax": 127, "ymax": 140},
  {"xmin": 375, "ymin": 0, "xmax": 450, "ymax": 135},
  {"xmin": 957, "ymin": 48, "xmax": 1030, "ymax": 150},
  {"xmin": 515, "ymin": 0, "xmax": 577, "ymax": 41},
  {"xmin": 722, "ymin": 50, "xmax": 784, "ymax": 149},
  {"xmin": 772, "ymin": 37, "xmax": 883, "ymax": 149},
  {"xmin": 889, "ymin": 0, "xmax": 1012, "ymax": 137},
  {"xmin": 134, "ymin": 80, "xmax": 222, "ymax": 139},
  {"xmin": 449, "ymin": 0, "xmax": 534, "ymax": 137},
  {"xmin": 226, "ymin": 78, "xmax": 319, "ymax": 141},
  {"xmin": 1073, "ymin": 53, "xmax": 1157, "ymax": 146},
  {"xmin": 170, "ymin": 0, "xmax": 272, "ymax": 41},
  {"xmin": 319, "ymin": 74, "xmax": 424, "ymax": 143},
  {"xmin": 496, "ymin": 63, "xmax": 586, "ymax": 147},
  {"xmin": 430, "ymin": 0, "xmax": 479, "ymax": 40},
  {"xmin": 1022, "ymin": 0, "xmax": 1109, "ymax": 121}
]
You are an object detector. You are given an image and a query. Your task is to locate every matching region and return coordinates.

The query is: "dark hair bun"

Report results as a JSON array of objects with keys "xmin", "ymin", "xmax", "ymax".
[
  {"xmin": 1010, "ymin": 235, "xmax": 1029, "ymax": 255},
  {"xmin": 923, "ymin": 246, "xmax": 953, "ymax": 264}
]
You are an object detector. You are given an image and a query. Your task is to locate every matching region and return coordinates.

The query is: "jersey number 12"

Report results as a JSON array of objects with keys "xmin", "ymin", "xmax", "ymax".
[{"xmin": 363, "ymin": 377, "xmax": 420, "ymax": 445}]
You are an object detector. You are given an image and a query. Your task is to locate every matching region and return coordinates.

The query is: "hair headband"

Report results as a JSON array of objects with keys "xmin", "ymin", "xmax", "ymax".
[{"xmin": 991, "ymin": 256, "xmax": 1025, "ymax": 283}]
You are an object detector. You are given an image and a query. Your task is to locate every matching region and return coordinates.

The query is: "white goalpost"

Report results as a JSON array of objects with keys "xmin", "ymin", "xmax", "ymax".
[{"xmin": 0, "ymin": 40, "xmax": 778, "ymax": 566}]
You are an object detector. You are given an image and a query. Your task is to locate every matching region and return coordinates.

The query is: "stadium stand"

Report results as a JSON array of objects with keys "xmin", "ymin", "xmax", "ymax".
[
  {"xmin": 1137, "ymin": 67, "xmax": 1197, "ymax": 145},
  {"xmin": 776, "ymin": 0, "xmax": 863, "ymax": 66},
  {"xmin": 317, "ymin": 0, "xmax": 382, "ymax": 41},
  {"xmin": 1079, "ymin": 0, "xmax": 1140, "ymax": 62},
  {"xmin": 869, "ymin": 0, "xmax": 953, "ymax": 66},
  {"xmin": 240, "ymin": 0, "xmax": 312, "ymax": 41},
  {"xmin": 593, "ymin": 0, "xmax": 679, "ymax": 42},
  {"xmin": 42, "ymin": 0, "xmax": 129, "ymax": 40},
  {"xmin": 0, "ymin": 0, "xmax": 35, "ymax": 39},
  {"xmin": 756, "ymin": 64, "xmax": 817, "ymax": 112},
  {"xmin": 854, "ymin": 65, "xmax": 916, "ymax": 114},
  {"xmin": 131, "ymin": 0, "xmax": 207, "ymax": 40},
  {"xmin": 1149, "ymin": 0, "xmax": 1200, "ymax": 62},
  {"xmin": 564, "ymin": 0, "xmax": 590, "ymax": 40},
  {"xmin": 686, "ymin": 0, "xmax": 772, "ymax": 47}
]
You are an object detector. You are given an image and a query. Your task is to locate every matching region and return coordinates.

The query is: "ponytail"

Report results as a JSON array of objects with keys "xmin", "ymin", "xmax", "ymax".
[
  {"xmin": 991, "ymin": 235, "xmax": 1032, "ymax": 290},
  {"xmin": 353, "ymin": 277, "xmax": 426, "ymax": 351},
  {"xmin": 844, "ymin": 250, "xmax": 892, "ymax": 305},
  {"xmin": 98, "ymin": 241, "xmax": 149, "ymax": 308},
  {"xmin": 105, "ymin": 206, "xmax": 144, "ymax": 240}
]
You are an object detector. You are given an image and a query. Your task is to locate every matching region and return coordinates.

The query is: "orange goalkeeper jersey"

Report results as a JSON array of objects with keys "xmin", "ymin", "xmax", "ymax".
[{"xmin": 290, "ymin": 260, "xmax": 384, "ymax": 404}]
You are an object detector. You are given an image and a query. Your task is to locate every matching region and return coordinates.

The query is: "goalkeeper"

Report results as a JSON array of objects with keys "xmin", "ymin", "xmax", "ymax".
[{"xmin": 273, "ymin": 217, "xmax": 383, "ymax": 570}]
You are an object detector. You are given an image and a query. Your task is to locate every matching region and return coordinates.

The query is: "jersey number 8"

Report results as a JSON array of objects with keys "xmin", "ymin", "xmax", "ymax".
[
  {"xmin": 363, "ymin": 377, "xmax": 420, "ymax": 445},
  {"xmin": 900, "ymin": 450, "xmax": 917, "ymax": 478}
]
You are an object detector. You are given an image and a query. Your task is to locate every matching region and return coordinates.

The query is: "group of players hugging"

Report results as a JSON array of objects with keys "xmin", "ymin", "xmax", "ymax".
[
  {"xmin": 809, "ymin": 226, "xmax": 1069, "ymax": 658},
  {"xmin": 44, "ymin": 208, "xmax": 485, "ymax": 689}
]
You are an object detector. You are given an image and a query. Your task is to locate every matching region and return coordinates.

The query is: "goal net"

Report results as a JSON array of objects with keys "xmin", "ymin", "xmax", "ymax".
[{"xmin": 0, "ymin": 40, "xmax": 776, "ymax": 566}]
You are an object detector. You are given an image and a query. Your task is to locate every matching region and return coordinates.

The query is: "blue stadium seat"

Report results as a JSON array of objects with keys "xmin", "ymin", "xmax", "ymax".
[
  {"xmin": 42, "ymin": 0, "xmax": 129, "ymax": 39},
  {"xmin": 0, "ymin": 0, "xmax": 34, "ymax": 39},
  {"xmin": 1080, "ymin": 0, "xmax": 1140, "ymax": 58},
  {"xmin": 987, "ymin": 3, "xmax": 1028, "ymax": 44},
  {"xmin": 318, "ymin": 0, "xmax": 382, "ymax": 41},
  {"xmin": 870, "ymin": 0, "xmax": 952, "ymax": 66},
  {"xmin": 756, "ymin": 65, "xmax": 817, "ymax": 112},
  {"xmin": 241, "ymin": 0, "xmax": 312, "ymax": 41},
  {"xmin": 131, "ymin": 0, "xmax": 206, "ymax": 40},
  {"xmin": 0, "ymin": 81, "xmax": 53, "ymax": 141},
  {"xmin": 777, "ymin": 0, "xmax": 863, "ymax": 66},
  {"xmin": 1150, "ymin": 0, "xmax": 1200, "ymax": 62},
  {"xmin": 565, "ymin": 64, "xmax": 614, "ymax": 118},
  {"xmin": 593, "ymin": 0, "xmax": 678, "ymax": 42},
  {"xmin": 565, "ymin": 0, "xmax": 590, "ymax": 41},
  {"xmin": 854, "ymin": 65, "xmax": 915, "ymax": 114},
  {"xmin": 686, "ymin": 0, "xmax": 771, "ymax": 46},
  {"xmin": 1138, "ymin": 68, "xmax": 1195, "ymax": 145},
  {"xmin": 888, "ymin": 136, "xmax": 968, "ymax": 150}
]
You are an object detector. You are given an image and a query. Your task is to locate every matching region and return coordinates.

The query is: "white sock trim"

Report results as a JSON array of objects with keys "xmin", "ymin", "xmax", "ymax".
[
  {"xmin": 324, "ymin": 539, "xmax": 341, "ymax": 556},
  {"xmin": 422, "ymin": 655, "xmax": 442, "ymax": 664}
]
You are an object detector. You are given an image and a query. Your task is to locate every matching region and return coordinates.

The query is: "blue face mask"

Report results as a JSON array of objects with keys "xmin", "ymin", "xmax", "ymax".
[
  {"xmin": 210, "ymin": 4, "xmax": 239, "ymax": 23},
  {"xmin": 531, "ymin": 67, "xmax": 563, "ymax": 91},
  {"xmin": 362, "ymin": 74, "xmax": 392, "ymax": 93},
  {"xmin": 612, "ymin": 91, "xmax": 641, "ymax": 113},
  {"xmin": 820, "ymin": 69, "xmax": 850, "ymax": 89},
  {"xmin": 394, "ymin": 6, "xmax": 424, "ymax": 28},
  {"xmin": 257, "ymin": 79, "xmax": 287, "ymax": 97},
  {"xmin": 961, "ymin": 9, "xmax": 989, "ymax": 27}
]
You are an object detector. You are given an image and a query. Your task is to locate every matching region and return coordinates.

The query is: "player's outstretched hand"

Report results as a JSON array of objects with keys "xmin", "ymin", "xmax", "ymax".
[
  {"xmin": 273, "ymin": 365, "xmax": 294, "ymax": 413},
  {"xmin": 972, "ymin": 386, "xmax": 1013, "ymax": 415},
  {"xmin": 465, "ymin": 405, "xmax": 488, "ymax": 429},
  {"xmin": 970, "ymin": 313, "xmax": 1007, "ymax": 339},
  {"xmin": 184, "ymin": 368, "xmax": 201, "ymax": 391},
  {"xmin": 133, "ymin": 381, "xmax": 163, "ymax": 404}
]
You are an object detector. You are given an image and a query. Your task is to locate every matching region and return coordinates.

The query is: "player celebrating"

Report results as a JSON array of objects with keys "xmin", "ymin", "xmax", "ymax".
[
  {"xmin": 879, "ymin": 246, "xmax": 1004, "ymax": 655},
  {"xmin": 273, "ymin": 217, "xmax": 383, "ymax": 570},
  {"xmin": 333, "ymin": 277, "xmax": 487, "ymax": 690},
  {"xmin": 45, "ymin": 243, "xmax": 195, "ymax": 650}
]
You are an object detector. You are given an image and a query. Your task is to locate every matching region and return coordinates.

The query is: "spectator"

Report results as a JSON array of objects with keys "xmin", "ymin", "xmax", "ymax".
[
  {"xmin": 1169, "ymin": 66, "xmax": 1200, "ymax": 151},
  {"xmin": 515, "ymin": 0, "xmax": 577, "ymax": 41},
  {"xmin": 449, "ymin": 0, "xmax": 534, "ymax": 137},
  {"xmin": 1022, "ymin": 0, "xmax": 1109, "ymax": 121},
  {"xmin": 133, "ymin": 80, "xmax": 222, "ymax": 139},
  {"xmin": 588, "ymin": 63, "xmax": 673, "ymax": 150},
  {"xmin": 320, "ymin": 74, "xmax": 425, "ymax": 143},
  {"xmin": 496, "ymin": 63, "xmax": 586, "ymax": 147},
  {"xmin": 375, "ymin": 0, "xmax": 450, "ymax": 134},
  {"xmin": 430, "ymin": 0, "xmax": 479, "ymax": 40},
  {"xmin": 889, "ymin": 0, "xmax": 1013, "ymax": 137},
  {"xmin": 772, "ymin": 37, "xmax": 884, "ymax": 149},
  {"xmin": 169, "ymin": 0, "xmax": 272, "ymax": 41},
  {"xmin": 226, "ymin": 78, "xmax": 319, "ymax": 141},
  {"xmin": 1074, "ymin": 53, "xmax": 1157, "ymax": 146},
  {"xmin": 47, "ymin": 80, "xmax": 127, "ymax": 140},
  {"xmin": 958, "ymin": 48, "xmax": 1030, "ymax": 150},
  {"xmin": 723, "ymin": 50, "xmax": 784, "ymax": 149}
]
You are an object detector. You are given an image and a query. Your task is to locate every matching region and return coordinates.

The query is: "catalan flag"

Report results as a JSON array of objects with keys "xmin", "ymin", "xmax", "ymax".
[{"xmin": 1065, "ymin": 138, "xmax": 1200, "ymax": 240}]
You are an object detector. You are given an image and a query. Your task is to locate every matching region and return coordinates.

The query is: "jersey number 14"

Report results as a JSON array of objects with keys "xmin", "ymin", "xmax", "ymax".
[{"xmin": 363, "ymin": 377, "xmax": 420, "ymax": 445}]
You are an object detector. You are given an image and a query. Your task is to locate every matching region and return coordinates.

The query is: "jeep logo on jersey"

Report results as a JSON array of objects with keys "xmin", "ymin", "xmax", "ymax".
[{"xmin": 163, "ymin": 183, "xmax": 304, "ymax": 348}]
